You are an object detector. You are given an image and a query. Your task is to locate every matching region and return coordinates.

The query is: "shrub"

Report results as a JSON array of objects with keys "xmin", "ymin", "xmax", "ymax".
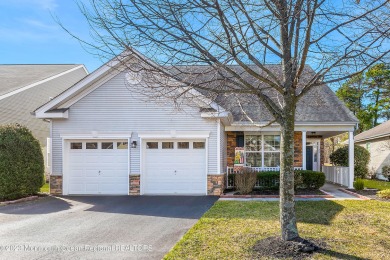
[
  {"xmin": 0, "ymin": 124, "xmax": 44, "ymax": 200},
  {"xmin": 295, "ymin": 170, "xmax": 326, "ymax": 190},
  {"xmin": 330, "ymin": 145, "xmax": 370, "ymax": 179},
  {"xmin": 235, "ymin": 169, "xmax": 257, "ymax": 194},
  {"xmin": 256, "ymin": 171, "xmax": 279, "ymax": 189},
  {"xmin": 353, "ymin": 178, "xmax": 365, "ymax": 190},
  {"xmin": 382, "ymin": 165, "xmax": 390, "ymax": 181},
  {"xmin": 377, "ymin": 189, "xmax": 390, "ymax": 199},
  {"xmin": 229, "ymin": 170, "xmax": 325, "ymax": 191}
]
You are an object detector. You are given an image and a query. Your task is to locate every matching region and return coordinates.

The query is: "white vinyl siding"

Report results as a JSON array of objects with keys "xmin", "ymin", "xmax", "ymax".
[
  {"xmin": 51, "ymin": 72, "xmax": 219, "ymax": 176},
  {"xmin": 357, "ymin": 137, "xmax": 390, "ymax": 180}
]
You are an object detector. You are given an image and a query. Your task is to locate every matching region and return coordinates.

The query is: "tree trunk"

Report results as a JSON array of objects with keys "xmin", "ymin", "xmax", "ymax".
[
  {"xmin": 374, "ymin": 89, "xmax": 380, "ymax": 126},
  {"xmin": 279, "ymin": 100, "xmax": 299, "ymax": 241}
]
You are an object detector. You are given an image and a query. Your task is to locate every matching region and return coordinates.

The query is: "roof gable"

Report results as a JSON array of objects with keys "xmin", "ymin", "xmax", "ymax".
[
  {"xmin": 355, "ymin": 120, "xmax": 390, "ymax": 142},
  {"xmin": 35, "ymin": 53, "xmax": 227, "ymax": 120}
]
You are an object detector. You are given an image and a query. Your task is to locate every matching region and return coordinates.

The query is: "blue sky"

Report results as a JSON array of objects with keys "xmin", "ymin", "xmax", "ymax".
[{"xmin": 0, "ymin": 0, "xmax": 102, "ymax": 72}]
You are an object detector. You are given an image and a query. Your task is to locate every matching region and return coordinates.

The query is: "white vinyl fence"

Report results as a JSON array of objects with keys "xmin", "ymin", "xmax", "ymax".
[{"xmin": 322, "ymin": 166, "xmax": 349, "ymax": 187}]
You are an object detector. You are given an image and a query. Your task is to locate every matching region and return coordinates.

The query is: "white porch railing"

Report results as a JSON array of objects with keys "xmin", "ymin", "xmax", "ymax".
[
  {"xmin": 226, "ymin": 166, "xmax": 303, "ymax": 189},
  {"xmin": 322, "ymin": 166, "xmax": 349, "ymax": 187}
]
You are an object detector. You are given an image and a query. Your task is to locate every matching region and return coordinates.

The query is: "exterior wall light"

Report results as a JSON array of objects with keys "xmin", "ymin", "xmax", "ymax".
[{"xmin": 131, "ymin": 141, "xmax": 137, "ymax": 148}]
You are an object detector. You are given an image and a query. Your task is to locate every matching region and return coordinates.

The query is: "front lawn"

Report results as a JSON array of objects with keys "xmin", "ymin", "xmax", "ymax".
[
  {"xmin": 363, "ymin": 179, "xmax": 390, "ymax": 190},
  {"xmin": 164, "ymin": 200, "xmax": 390, "ymax": 259}
]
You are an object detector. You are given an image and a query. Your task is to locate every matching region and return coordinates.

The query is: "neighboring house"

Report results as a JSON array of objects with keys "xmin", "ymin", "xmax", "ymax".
[
  {"xmin": 0, "ymin": 64, "xmax": 88, "ymax": 172},
  {"xmin": 355, "ymin": 120, "xmax": 390, "ymax": 180},
  {"xmin": 35, "ymin": 54, "xmax": 358, "ymax": 196}
]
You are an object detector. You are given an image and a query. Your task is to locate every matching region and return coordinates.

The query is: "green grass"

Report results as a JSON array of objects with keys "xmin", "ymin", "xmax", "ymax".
[
  {"xmin": 40, "ymin": 183, "xmax": 49, "ymax": 193},
  {"xmin": 363, "ymin": 179, "xmax": 390, "ymax": 190},
  {"xmin": 164, "ymin": 200, "xmax": 390, "ymax": 260}
]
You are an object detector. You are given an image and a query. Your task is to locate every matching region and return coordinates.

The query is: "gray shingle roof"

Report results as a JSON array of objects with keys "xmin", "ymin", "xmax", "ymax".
[
  {"xmin": 0, "ymin": 65, "xmax": 87, "ymax": 145},
  {"xmin": 0, "ymin": 64, "xmax": 80, "ymax": 96},
  {"xmin": 355, "ymin": 120, "xmax": 390, "ymax": 142},
  {"xmin": 168, "ymin": 65, "xmax": 358, "ymax": 124}
]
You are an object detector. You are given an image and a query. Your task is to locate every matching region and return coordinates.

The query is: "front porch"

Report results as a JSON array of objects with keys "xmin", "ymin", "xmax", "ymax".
[{"xmin": 225, "ymin": 127, "xmax": 355, "ymax": 188}]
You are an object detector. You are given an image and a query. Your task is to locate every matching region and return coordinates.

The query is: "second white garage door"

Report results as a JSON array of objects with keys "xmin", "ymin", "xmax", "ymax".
[{"xmin": 143, "ymin": 139, "xmax": 206, "ymax": 195}]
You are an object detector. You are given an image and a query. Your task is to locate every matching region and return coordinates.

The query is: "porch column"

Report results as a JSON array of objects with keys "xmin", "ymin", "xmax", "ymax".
[
  {"xmin": 348, "ymin": 131, "xmax": 354, "ymax": 188},
  {"xmin": 302, "ymin": 131, "xmax": 307, "ymax": 170}
]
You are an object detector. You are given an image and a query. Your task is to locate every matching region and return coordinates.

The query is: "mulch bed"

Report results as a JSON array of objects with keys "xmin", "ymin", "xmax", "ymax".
[
  {"xmin": 346, "ymin": 188, "xmax": 389, "ymax": 202},
  {"xmin": 253, "ymin": 236, "xmax": 326, "ymax": 259}
]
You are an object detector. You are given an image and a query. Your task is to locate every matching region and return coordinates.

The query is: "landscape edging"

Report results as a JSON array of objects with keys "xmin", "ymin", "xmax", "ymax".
[
  {"xmin": 220, "ymin": 194, "xmax": 333, "ymax": 199},
  {"xmin": 0, "ymin": 196, "xmax": 39, "ymax": 206},
  {"xmin": 338, "ymin": 188, "xmax": 371, "ymax": 200}
]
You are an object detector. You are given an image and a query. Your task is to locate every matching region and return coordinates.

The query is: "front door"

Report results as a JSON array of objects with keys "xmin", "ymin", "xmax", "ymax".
[
  {"xmin": 306, "ymin": 146, "xmax": 313, "ymax": 170},
  {"xmin": 306, "ymin": 139, "xmax": 320, "ymax": 171}
]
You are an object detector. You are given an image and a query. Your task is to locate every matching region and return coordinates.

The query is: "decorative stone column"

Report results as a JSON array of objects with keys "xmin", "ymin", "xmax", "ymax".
[
  {"xmin": 129, "ymin": 175, "xmax": 140, "ymax": 195},
  {"xmin": 49, "ymin": 175, "xmax": 63, "ymax": 195},
  {"xmin": 207, "ymin": 174, "xmax": 225, "ymax": 195}
]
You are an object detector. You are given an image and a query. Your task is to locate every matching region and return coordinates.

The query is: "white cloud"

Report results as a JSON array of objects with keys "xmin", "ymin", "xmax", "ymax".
[
  {"xmin": 0, "ymin": 0, "xmax": 58, "ymax": 10},
  {"xmin": 0, "ymin": 18, "xmax": 62, "ymax": 43},
  {"xmin": 22, "ymin": 18, "xmax": 58, "ymax": 30}
]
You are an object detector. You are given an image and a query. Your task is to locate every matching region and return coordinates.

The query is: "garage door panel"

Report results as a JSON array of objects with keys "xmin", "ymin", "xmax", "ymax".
[
  {"xmin": 68, "ymin": 183, "xmax": 84, "ymax": 193},
  {"xmin": 85, "ymin": 169, "xmax": 100, "ymax": 177},
  {"xmin": 144, "ymin": 182, "xmax": 204, "ymax": 194},
  {"xmin": 85, "ymin": 154, "xmax": 99, "ymax": 161},
  {"xmin": 69, "ymin": 155, "xmax": 84, "ymax": 164},
  {"xmin": 85, "ymin": 183, "xmax": 99, "ymax": 193},
  {"xmin": 99, "ymin": 182, "xmax": 127, "ymax": 194},
  {"xmin": 100, "ymin": 171, "xmax": 127, "ymax": 177},
  {"xmin": 100, "ymin": 155, "xmax": 117, "ymax": 162},
  {"xmin": 84, "ymin": 176, "xmax": 100, "ymax": 182},
  {"xmin": 69, "ymin": 168, "xmax": 84, "ymax": 177}
]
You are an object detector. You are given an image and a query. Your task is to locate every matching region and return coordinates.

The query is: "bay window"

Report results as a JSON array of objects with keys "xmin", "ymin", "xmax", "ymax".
[{"xmin": 244, "ymin": 134, "xmax": 280, "ymax": 167}]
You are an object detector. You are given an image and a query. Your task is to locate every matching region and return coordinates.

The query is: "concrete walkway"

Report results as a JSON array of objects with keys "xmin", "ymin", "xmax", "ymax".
[
  {"xmin": 219, "ymin": 182, "xmax": 361, "ymax": 201},
  {"xmin": 320, "ymin": 183, "xmax": 359, "ymax": 199}
]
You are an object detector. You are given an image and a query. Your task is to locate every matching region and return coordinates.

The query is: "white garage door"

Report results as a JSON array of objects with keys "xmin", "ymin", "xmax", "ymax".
[
  {"xmin": 143, "ymin": 139, "xmax": 206, "ymax": 195},
  {"xmin": 66, "ymin": 140, "xmax": 128, "ymax": 195}
]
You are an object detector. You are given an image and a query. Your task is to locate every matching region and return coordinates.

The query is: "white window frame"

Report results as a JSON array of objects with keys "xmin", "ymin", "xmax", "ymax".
[
  {"xmin": 244, "ymin": 133, "xmax": 281, "ymax": 167},
  {"xmin": 263, "ymin": 135, "xmax": 281, "ymax": 167},
  {"xmin": 244, "ymin": 135, "xmax": 262, "ymax": 167}
]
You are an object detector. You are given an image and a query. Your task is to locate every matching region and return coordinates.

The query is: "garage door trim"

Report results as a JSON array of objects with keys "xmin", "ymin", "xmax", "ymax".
[{"xmin": 62, "ymin": 134, "xmax": 131, "ymax": 195}]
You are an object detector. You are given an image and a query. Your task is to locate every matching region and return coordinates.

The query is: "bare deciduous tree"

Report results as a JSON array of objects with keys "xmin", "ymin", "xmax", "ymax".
[{"xmin": 62, "ymin": 0, "xmax": 390, "ymax": 241}]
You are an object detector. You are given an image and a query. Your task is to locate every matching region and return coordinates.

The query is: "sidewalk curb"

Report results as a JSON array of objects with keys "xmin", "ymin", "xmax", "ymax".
[{"xmin": 338, "ymin": 188, "xmax": 371, "ymax": 200}]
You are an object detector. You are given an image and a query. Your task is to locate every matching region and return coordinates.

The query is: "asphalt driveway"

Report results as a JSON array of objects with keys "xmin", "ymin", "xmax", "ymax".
[{"xmin": 0, "ymin": 195, "xmax": 218, "ymax": 260}]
